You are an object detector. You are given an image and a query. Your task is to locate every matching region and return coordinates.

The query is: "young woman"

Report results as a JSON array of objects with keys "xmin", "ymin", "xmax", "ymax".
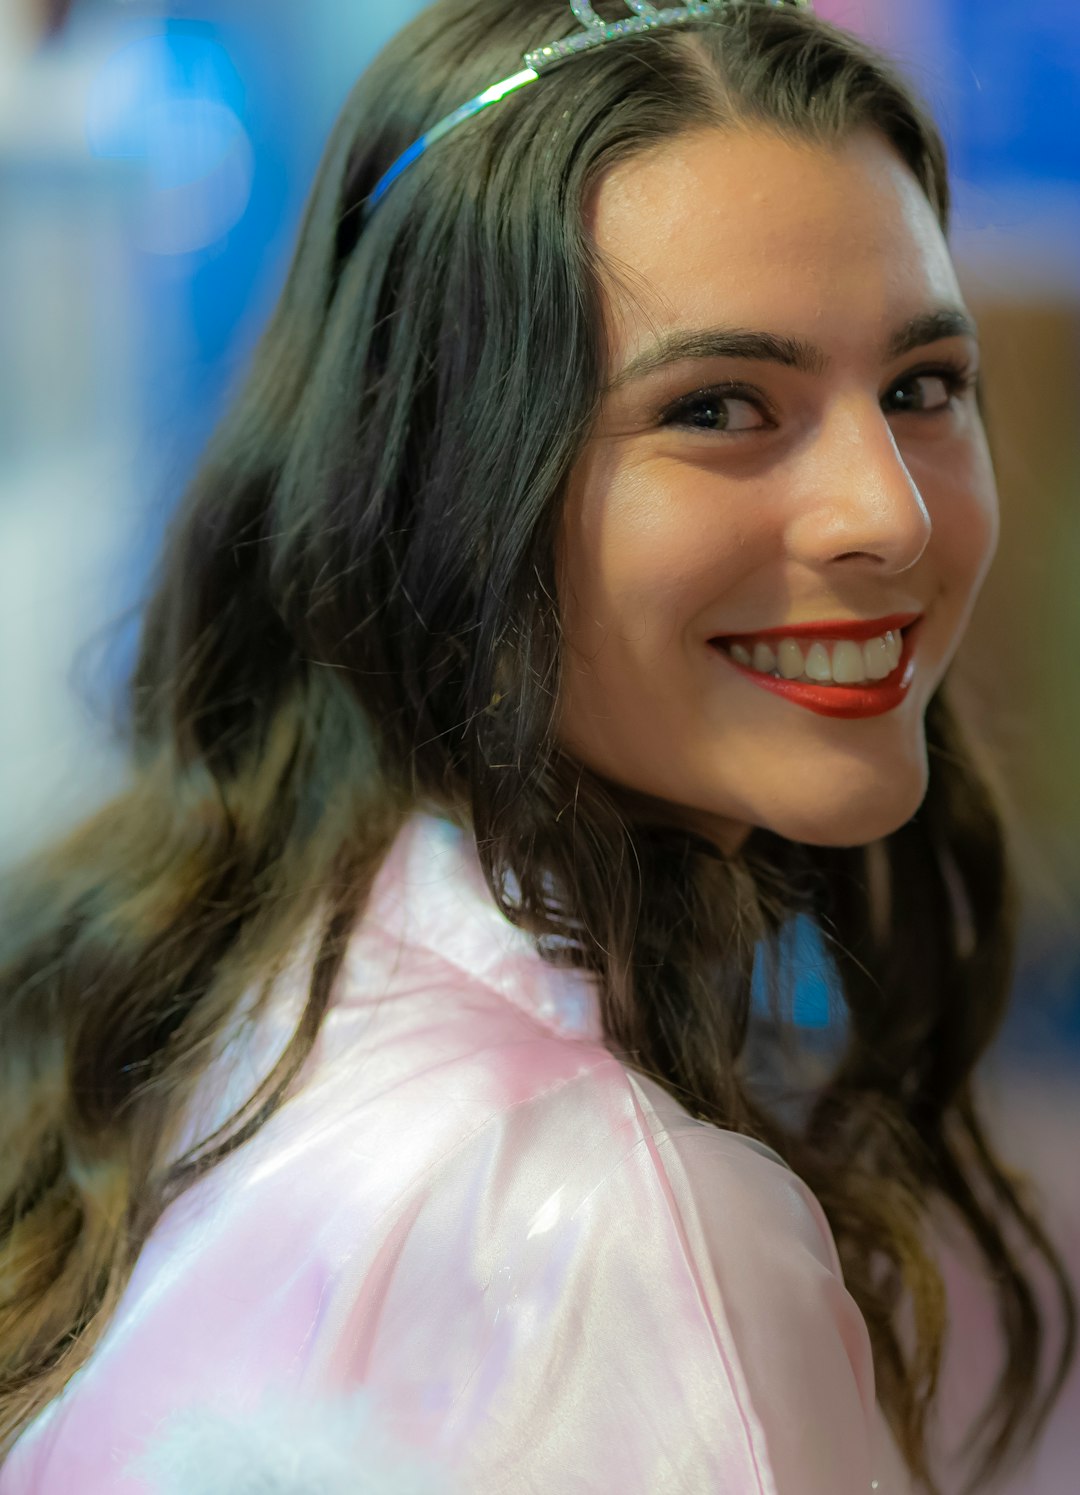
[{"xmin": 0, "ymin": 1, "xmax": 1075, "ymax": 1491}]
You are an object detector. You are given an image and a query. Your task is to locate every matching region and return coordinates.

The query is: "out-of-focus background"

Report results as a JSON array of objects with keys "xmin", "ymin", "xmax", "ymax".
[{"xmin": 1, "ymin": 0, "xmax": 1078, "ymax": 1485}]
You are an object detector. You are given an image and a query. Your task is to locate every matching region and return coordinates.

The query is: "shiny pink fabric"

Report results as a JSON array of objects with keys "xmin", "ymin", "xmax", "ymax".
[{"xmin": 1, "ymin": 813, "xmax": 1065, "ymax": 1493}]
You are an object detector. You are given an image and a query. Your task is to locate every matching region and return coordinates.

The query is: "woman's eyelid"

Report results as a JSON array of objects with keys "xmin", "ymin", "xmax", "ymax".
[
  {"xmin": 894, "ymin": 335, "xmax": 980, "ymax": 375},
  {"xmin": 892, "ymin": 350, "xmax": 978, "ymax": 384}
]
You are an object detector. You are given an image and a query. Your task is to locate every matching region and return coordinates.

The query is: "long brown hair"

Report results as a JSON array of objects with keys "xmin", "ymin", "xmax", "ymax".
[{"xmin": 1, "ymin": 3, "xmax": 1074, "ymax": 1490}]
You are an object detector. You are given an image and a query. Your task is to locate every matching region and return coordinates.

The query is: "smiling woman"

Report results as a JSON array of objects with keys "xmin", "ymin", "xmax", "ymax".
[{"xmin": 0, "ymin": 3, "xmax": 1075, "ymax": 1494}]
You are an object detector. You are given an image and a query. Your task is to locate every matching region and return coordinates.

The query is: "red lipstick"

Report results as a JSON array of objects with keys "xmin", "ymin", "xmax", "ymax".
[
  {"xmin": 716, "ymin": 611, "xmax": 922, "ymax": 644},
  {"xmin": 710, "ymin": 617, "xmax": 924, "ymax": 720}
]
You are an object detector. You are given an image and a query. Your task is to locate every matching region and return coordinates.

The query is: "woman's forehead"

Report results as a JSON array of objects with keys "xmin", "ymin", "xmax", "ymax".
[{"xmin": 587, "ymin": 125, "xmax": 962, "ymax": 370}]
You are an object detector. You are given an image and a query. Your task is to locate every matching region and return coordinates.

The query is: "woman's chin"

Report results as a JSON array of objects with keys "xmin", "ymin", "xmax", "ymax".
[
  {"xmin": 758, "ymin": 777, "xmax": 930, "ymax": 849},
  {"xmin": 586, "ymin": 753, "xmax": 930, "ymax": 853}
]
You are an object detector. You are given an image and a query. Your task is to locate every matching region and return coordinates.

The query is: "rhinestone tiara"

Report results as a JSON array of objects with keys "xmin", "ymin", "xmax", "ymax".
[{"xmin": 364, "ymin": 0, "xmax": 814, "ymax": 219}]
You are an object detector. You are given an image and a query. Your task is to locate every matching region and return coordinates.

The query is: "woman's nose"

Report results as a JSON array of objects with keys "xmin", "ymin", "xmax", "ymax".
[{"xmin": 786, "ymin": 400, "xmax": 932, "ymax": 574}]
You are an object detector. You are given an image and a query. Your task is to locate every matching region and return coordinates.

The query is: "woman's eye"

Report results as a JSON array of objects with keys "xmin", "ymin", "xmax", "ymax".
[
  {"xmin": 884, "ymin": 365, "xmax": 975, "ymax": 415},
  {"xmin": 660, "ymin": 387, "xmax": 769, "ymax": 434}
]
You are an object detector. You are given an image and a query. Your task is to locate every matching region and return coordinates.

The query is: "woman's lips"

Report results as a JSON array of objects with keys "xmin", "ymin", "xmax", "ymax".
[{"xmin": 709, "ymin": 618, "xmax": 923, "ymax": 720}]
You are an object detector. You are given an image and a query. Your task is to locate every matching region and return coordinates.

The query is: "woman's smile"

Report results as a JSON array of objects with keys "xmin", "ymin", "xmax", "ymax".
[{"xmin": 707, "ymin": 615, "xmax": 924, "ymax": 720}]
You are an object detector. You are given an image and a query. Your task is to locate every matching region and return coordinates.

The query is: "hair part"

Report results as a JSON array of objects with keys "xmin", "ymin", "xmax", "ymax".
[{"xmin": 0, "ymin": 3, "xmax": 1073, "ymax": 1490}]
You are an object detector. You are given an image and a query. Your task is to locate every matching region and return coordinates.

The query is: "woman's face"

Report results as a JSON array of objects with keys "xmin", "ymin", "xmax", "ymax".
[{"xmin": 555, "ymin": 126, "xmax": 998, "ymax": 852}]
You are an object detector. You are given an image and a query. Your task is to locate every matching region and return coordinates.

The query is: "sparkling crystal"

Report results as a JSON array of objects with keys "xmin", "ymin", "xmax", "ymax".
[
  {"xmin": 524, "ymin": 0, "xmax": 812, "ymax": 71},
  {"xmin": 570, "ymin": 1, "xmax": 600, "ymax": 27}
]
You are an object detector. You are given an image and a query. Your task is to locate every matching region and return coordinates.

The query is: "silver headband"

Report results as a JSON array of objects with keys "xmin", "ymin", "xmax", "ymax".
[{"xmin": 363, "ymin": 0, "xmax": 814, "ymax": 219}]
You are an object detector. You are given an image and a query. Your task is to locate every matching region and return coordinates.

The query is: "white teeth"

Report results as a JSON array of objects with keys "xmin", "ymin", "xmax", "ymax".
[
  {"xmin": 863, "ymin": 636, "xmax": 893, "ymax": 680},
  {"xmin": 804, "ymin": 642, "xmax": 832, "ymax": 682},
  {"xmin": 723, "ymin": 627, "xmax": 909, "ymax": 686},
  {"xmin": 777, "ymin": 640, "xmax": 805, "ymax": 679},
  {"xmin": 832, "ymin": 640, "xmax": 868, "ymax": 684},
  {"xmin": 752, "ymin": 641, "xmax": 777, "ymax": 673}
]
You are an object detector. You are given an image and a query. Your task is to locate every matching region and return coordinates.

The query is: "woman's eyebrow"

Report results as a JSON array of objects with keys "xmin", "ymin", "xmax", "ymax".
[{"xmin": 605, "ymin": 307, "xmax": 980, "ymax": 392}]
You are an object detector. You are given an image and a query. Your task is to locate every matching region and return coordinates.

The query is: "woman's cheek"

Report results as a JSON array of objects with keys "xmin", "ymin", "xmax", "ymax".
[{"xmin": 915, "ymin": 431, "xmax": 999, "ymax": 590}]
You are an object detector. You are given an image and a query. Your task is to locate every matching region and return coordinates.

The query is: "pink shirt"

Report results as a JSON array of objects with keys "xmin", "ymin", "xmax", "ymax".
[{"xmin": 1, "ymin": 813, "xmax": 1070, "ymax": 1493}]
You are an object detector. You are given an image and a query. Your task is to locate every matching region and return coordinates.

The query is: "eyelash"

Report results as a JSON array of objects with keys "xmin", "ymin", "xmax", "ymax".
[{"xmin": 658, "ymin": 357, "xmax": 979, "ymax": 435}]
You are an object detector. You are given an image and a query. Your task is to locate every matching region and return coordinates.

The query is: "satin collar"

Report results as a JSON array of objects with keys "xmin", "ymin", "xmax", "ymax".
[{"xmin": 347, "ymin": 812, "xmax": 606, "ymax": 1043}]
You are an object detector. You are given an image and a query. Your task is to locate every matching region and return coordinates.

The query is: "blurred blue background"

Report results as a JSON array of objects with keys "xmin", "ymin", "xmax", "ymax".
[{"xmin": 1, "ymin": 0, "xmax": 1078, "ymax": 1069}]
